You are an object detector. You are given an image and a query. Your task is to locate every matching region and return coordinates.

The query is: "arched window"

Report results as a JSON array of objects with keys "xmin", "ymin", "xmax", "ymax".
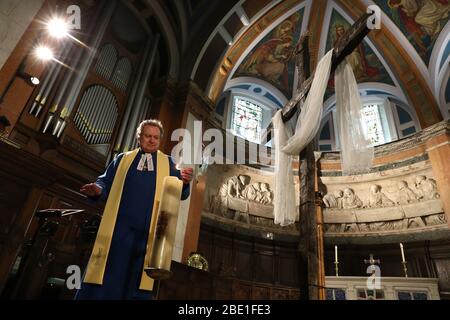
[
  {"xmin": 392, "ymin": 103, "xmax": 419, "ymax": 138},
  {"xmin": 220, "ymin": 83, "xmax": 284, "ymax": 145},
  {"xmin": 318, "ymin": 96, "xmax": 420, "ymax": 150},
  {"xmin": 230, "ymin": 96, "xmax": 263, "ymax": 144},
  {"xmin": 360, "ymin": 102, "xmax": 389, "ymax": 146}
]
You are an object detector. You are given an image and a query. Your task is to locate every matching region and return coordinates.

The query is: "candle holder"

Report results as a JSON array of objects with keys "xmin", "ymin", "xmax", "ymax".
[
  {"xmin": 401, "ymin": 261, "xmax": 408, "ymax": 278},
  {"xmin": 334, "ymin": 261, "xmax": 339, "ymax": 277}
]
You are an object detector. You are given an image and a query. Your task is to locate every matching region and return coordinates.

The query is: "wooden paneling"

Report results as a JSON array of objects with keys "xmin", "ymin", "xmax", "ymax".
[
  {"xmin": 0, "ymin": 177, "xmax": 29, "ymax": 235},
  {"xmin": 157, "ymin": 261, "xmax": 300, "ymax": 300},
  {"xmin": 197, "ymin": 224, "xmax": 299, "ymax": 288},
  {"xmin": 0, "ymin": 139, "xmax": 102, "ymax": 298}
]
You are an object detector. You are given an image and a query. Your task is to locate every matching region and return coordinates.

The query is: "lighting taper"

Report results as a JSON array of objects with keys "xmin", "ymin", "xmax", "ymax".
[{"xmin": 145, "ymin": 176, "xmax": 183, "ymax": 280}]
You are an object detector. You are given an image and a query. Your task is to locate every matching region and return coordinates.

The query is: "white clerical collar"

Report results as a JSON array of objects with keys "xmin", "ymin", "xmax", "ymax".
[{"xmin": 137, "ymin": 152, "xmax": 154, "ymax": 171}]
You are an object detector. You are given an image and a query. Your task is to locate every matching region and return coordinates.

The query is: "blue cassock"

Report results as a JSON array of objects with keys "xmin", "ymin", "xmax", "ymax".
[{"xmin": 75, "ymin": 149, "xmax": 190, "ymax": 300}]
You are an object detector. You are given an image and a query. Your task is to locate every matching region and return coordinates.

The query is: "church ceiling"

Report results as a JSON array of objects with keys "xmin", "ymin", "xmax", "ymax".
[
  {"xmin": 325, "ymin": 9, "xmax": 395, "ymax": 86},
  {"xmin": 323, "ymin": 8, "xmax": 396, "ymax": 101},
  {"xmin": 373, "ymin": 0, "xmax": 450, "ymax": 66},
  {"xmin": 189, "ymin": 0, "xmax": 449, "ymax": 124},
  {"xmin": 233, "ymin": 8, "xmax": 305, "ymax": 98}
]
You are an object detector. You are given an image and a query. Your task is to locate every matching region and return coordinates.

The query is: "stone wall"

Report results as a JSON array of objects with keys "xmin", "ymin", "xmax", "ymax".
[
  {"xmin": 202, "ymin": 164, "xmax": 301, "ymax": 238},
  {"xmin": 200, "ymin": 120, "xmax": 450, "ymax": 243}
]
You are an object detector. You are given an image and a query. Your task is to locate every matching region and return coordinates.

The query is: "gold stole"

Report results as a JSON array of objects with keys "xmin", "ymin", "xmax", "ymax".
[{"xmin": 84, "ymin": 149, "xmax": 170, "ymax": 291}]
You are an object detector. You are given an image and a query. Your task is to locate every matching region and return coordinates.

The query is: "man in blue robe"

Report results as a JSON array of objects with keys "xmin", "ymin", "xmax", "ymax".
[{"xmin": 76, "ymin": 119, "xmax": 193, "ymax": 300}]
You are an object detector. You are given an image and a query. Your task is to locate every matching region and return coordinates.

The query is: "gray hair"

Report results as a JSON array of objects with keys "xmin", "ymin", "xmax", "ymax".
[{"xmin": 135, "ymin": 119, "xmax": 164, "ymax": 139}]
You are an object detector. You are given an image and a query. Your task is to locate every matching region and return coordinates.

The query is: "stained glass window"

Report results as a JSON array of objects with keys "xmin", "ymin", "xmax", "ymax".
[
  {"xmin": 361, "ymin": 104, "xmax": 385, "ymax": 146},
  {"xmin": 230, "ymin": 96, "xmax": 263, "ymax": 144}
]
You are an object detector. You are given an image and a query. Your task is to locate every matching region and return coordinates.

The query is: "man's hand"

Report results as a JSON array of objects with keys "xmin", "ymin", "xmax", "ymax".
[
  {"xmin": 180, "ymin": 167, "xmax": 194, "ymax": 184},
  {"xmin": 80, "ymin": 183, "xmax": 102, "ymax": 197}
]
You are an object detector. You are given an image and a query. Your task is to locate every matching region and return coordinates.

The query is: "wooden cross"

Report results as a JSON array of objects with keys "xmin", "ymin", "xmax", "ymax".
[{"xmin": 264, "ymin": 13, "xmax": 373, "ymax": 300}]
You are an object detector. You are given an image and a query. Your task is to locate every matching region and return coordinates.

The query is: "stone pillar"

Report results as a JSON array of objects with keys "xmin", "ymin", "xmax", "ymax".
[{"xmin": 425, "ymin": 130, "xmax": 450, "ymax": 227}]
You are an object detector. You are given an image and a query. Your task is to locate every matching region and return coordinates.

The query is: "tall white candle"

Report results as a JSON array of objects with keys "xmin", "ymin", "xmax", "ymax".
[
  {"xmin": 335, "ymin": 245, "xmax": 338, "ymax": 263},
  {"xmin": 400, "ymin": 243, "xmax": 405, "ymax": 262}
]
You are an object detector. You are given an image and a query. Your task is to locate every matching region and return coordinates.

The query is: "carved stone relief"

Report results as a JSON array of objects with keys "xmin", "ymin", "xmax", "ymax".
[
  {"xmin": 324, "ymin": 200, "xmax": 446, "ymax": 235},
  {"xmin": 342, "ymin": 188, "xmax": 363, "ymax": 209},
  {"xmin": 414, "ymin": 175, "xmax": 440, "ymax": 200},
  {"xmin": 397, "ymin": 180, "xmax": 419, "ymax": 205},
  {"xmin": 204, "ymin": 164, "xmax": 444, "ymax": 237},
  {"xmin": 211, "ymin": 174, "xmax": 275, "ymax": 219},
  {"xmin": 321, "ymin": 172, "xmax": 445, "ymax": 235},
  {"xmin": 322, "ymin": 175, "xmax": 440, "ymax": 211},
  {"xmin": 323, "ymin": 190, "xmax": 343, "ymax": 208},
  {"xmin": 367, "ymin": 184, "xmax": 394, "ymax": 208}
]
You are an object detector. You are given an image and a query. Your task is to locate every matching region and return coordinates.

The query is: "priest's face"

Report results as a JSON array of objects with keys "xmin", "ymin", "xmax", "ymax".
[{"xmin": 139, "ymin": 125, "xmax": 161, "ymax": 153}]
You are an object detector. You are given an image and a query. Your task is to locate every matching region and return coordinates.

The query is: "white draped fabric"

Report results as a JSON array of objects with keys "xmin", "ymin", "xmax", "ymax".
[
  {"xmin": 335, "ymin": 61, "xmax": 373, "ymax": 175},
  {"xmin": 272, "ymin": 111, "xmax": 297, "ymax": 226},
  {"xmin": 281, "ymin": 50, "xmax": 334, "ymax": 155},
  {"xmin": 272, "ymin": 50, "xmax": 334, "ymax": 226}
]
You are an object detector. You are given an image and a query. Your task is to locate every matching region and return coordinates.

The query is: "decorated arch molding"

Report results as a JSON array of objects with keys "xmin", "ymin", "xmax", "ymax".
[
  {"xmin": 327, "ymin": 0, "xmax": 442, "ymax": 127},
  {"xmin": 206, "ymin": 0, "xmax": 305, "ymax": 104},
  {"xmin": 205, "ymin": 0, "xmax": 444, "ymax": 129}
]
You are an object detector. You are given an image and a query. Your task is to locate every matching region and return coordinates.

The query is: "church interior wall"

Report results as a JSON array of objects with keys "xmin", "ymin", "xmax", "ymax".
[
  {"xmin": 0, "ymin": 0, "xmax": 45, "ymax": 70},
  {"xmin": 0, "ymin": 0, "xmax": 449, "ymax": 300}
]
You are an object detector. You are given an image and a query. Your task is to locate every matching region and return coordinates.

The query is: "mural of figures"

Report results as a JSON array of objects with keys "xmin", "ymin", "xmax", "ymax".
[
  {"xmin": 375, "ymin": 0, "xmax": 450, "ymax": 64},
  {"xmin": 234, "ymin": 9, "xmax": 304, "ymax": 97},
  {"xmin": 327, "ymin": 11, "xmax": 394, "ymax": 84},
  {"xmin": 324, "ymin": 10, "xmax": 395, "ymax": 100}
]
